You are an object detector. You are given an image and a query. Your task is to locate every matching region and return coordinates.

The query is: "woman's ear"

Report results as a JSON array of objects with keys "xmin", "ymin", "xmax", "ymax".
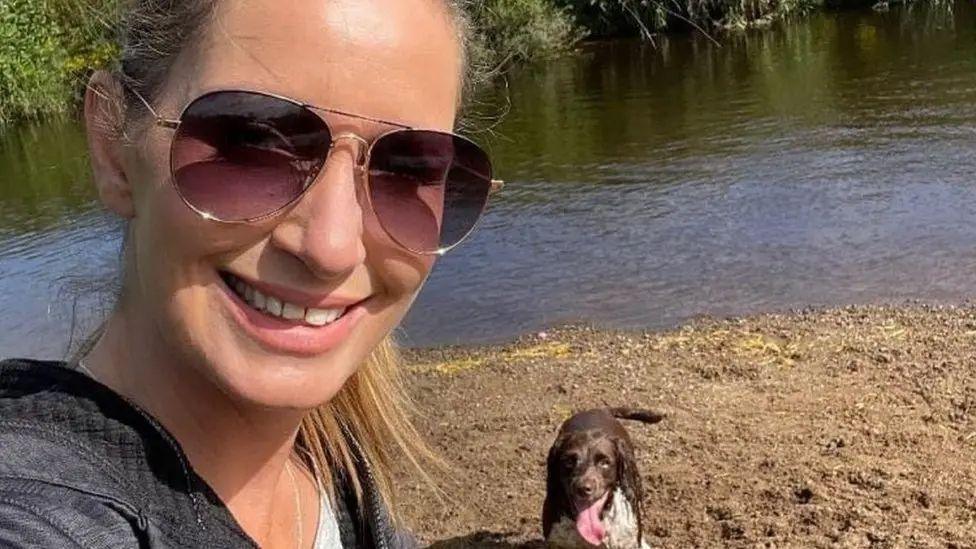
[{"xmin": 85, "ymin": 70, "xmax": 136, "ymax": 219}]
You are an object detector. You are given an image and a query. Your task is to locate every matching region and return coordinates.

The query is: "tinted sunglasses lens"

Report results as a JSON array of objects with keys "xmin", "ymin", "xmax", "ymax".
[
  {"xmin": 170, "ymin": 91, "xmax": 331, "ymax": 221},
  {"xmin": 368, "ymin": 131, "xmax": 492, "ymax": 253}
]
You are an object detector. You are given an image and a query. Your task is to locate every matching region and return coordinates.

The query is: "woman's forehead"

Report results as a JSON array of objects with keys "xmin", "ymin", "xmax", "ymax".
[{"xmin": 176, "ymin": 0, "xmax": 461, "ymax": 129}]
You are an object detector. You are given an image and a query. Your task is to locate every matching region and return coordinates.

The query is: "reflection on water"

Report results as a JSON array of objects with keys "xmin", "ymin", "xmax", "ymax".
[
  {"xmin": 1, "ymin": 3, "xmax": 974, "ymax": 356},
  {"xmin": 0, "ymin": 117, "xmax": 121, "ymax": 358}
]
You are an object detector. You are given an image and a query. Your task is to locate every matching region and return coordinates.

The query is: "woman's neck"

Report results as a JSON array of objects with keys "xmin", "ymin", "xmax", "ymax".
[{"xmin": 83, "ymin": 309, "xmax": 318, "ymax": 547}]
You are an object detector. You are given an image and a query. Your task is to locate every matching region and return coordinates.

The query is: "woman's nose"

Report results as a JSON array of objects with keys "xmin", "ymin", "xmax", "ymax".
[{"xmin": 269, "ymin": 145, "xmax": 367, "ymax": 279}]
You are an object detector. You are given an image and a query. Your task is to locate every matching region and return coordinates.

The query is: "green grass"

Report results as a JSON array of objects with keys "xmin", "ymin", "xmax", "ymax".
[
  {"xmin": 0, "ymin": 1, "xmax": 62, "ymax": 123},
  {"xmin": 0, "ymin": 0, "xmax": 118, "ymax": 125}
]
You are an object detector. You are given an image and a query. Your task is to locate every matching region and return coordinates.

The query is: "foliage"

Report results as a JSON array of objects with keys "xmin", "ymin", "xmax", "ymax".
[
  {"xmin": 0, "ymin": 1, "xmax": 66, "ymax": 122},
  {"xmin": 557, "ymin": 0, "xmax": 823, "ymax": 37},
  {"xmin": 468, "ymin": 0, "xmax": 585, "ymax": 67},
  {"xmin": 0, "ymin": 0, "xmax": 117, "ymax": 124},
  {"xmin": 557, "ymin": 0, "xmax": 668, "ymax": 38}
]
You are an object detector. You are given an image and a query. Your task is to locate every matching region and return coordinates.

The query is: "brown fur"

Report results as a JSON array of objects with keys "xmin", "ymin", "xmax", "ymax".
[{"xmin": 542, "ymin": 407, "xmax": 664, "ymax": 546}]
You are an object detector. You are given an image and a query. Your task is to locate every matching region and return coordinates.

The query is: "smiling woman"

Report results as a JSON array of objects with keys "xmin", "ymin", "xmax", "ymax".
[{"xmin": 0, "ymin": 1, "xmax": 500, "ymax": 548}]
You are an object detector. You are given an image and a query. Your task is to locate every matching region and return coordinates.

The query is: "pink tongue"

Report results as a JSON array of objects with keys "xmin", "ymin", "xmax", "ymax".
[{"xmin": 575, "ymin": 492, "xmax": 609, "ymax": 546}]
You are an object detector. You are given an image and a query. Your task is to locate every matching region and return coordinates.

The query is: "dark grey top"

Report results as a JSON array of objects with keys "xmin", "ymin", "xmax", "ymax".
[{"xmin": 0, "ymin": 359, "xmax": 414, "ymax": 549}]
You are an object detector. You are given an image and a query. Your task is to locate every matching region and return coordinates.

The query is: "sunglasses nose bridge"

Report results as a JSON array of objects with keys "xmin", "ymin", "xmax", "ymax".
[{"xmin": 330, "ymin": 132, "xmax": 370, "ymax": 170}]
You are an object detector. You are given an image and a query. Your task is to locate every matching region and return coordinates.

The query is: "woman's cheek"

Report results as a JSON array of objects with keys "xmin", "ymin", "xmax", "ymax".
[
  {"xmin": 374, "ymin": 253, "xmax": 435, "ymax": 298},
  {"xmin": 363, "ymin": 222, "xmax": 437, "ymax": 293}
]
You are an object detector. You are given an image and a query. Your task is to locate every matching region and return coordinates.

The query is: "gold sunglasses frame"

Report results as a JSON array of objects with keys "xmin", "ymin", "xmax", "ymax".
[{"xmin": 128, "ymin": 87, "xmax": 504, "ymax": 256}]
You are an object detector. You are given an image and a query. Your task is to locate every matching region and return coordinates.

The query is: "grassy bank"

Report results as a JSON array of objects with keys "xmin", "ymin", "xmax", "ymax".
[
  {"xmin": 0, "ymin": 0, "xmax": 117, "ymax": 123},
  {"xmin": 0, "ymin": 0, "xmax": 935, "ymax": 125}
]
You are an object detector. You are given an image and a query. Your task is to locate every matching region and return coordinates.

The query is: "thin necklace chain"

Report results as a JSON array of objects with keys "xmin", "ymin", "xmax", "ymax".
[
  {"xmin": 75, "ymin": 359, "xmax": 96, "ymax": 378},
  {"xmin": 77, "ymin": 359, "xmax": 307, "ymax": 548},
  {"xmin": 286, "ymin": 460, "xmax": 304, "ymax": 549}
]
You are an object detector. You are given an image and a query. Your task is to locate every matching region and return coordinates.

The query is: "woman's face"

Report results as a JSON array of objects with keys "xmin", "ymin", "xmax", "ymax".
[{"xmin": 111, "ymin": 0, "xmax": 462, "ymax": 408}]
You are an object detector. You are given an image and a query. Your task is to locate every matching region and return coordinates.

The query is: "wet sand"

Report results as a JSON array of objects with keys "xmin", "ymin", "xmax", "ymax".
[{"xmin": 397, "ymin": 304, "xmax": 976, "ymax": 548}]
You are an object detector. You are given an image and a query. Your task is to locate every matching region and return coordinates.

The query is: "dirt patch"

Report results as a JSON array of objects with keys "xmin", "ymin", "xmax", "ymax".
[{"xmin": 396, "ymin": 304, "xmax": 976, "ymax": 548}]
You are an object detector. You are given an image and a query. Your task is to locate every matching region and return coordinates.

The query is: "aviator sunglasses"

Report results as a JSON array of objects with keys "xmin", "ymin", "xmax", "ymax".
[{"xmin": 127, "ymin": 87, "xmax": 503, "ymax": 255}]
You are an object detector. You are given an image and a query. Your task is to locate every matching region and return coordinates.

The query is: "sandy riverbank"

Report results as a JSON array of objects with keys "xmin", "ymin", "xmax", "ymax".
[{"xmin": 396, "ymin": 304, "xmax": 976, "ymax": 548}]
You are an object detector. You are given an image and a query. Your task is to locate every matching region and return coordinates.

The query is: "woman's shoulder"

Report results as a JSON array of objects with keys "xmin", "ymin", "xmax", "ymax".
[
  {"xmin": 0, "ymin": 477, "xmax": 143, "ymax": 548},
  {"xmin": 0, "ymin": 358, "xmax": 164, "ymax": 447},
  {"xmin": 0, "ymin": 360, "xmax": 144, "ymax": 546},
  {"xmin": 0, "ymin": 359, "xmax": 153, "ymax": 474},
  {"xmin": 0, "ymin": 358, "xmax": 113, "ymax": 417},
  {"xmin": 0, "ymin": 357, "xmax": 182, "ymax": 492},
  {"xmin": 0, "ymin": 359, "xmax": 153, "ymax": 505},
  {"xmin": 0, "ymin": 358, "xmax": 258, "ymax": 548}
]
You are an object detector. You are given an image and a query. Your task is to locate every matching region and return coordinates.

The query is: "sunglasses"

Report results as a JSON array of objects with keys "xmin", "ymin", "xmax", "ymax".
[{"xmin": 127, "ymin": 88, "xmax": 502, "ymax": 255}]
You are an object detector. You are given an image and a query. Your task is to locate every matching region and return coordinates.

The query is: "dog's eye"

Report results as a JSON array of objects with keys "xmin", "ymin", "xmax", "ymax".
[
  {"xmin": 562, "ymin": 455, "xmax": 579, "ymax": 469},
  {"xmin": 595, "ymin": 455, "xmax": 612, "ymax": 469}
]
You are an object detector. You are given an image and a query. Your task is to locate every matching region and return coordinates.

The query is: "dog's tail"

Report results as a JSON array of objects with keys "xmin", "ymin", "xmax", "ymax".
[{"xmin": 607, "ymin": 407, "xmax": 665, "ymax": 424}]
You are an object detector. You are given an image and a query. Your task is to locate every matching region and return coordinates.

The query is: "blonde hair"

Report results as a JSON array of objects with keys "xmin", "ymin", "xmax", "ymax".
[{"xmin": 297, "ymin": 336, "xmax": 440, "ymax": 514}]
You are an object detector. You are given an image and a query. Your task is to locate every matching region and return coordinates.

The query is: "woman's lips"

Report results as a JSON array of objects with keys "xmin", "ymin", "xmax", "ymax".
[
  {"xmin": 216, "ymin": 272, "xmax": 367, "ymax": 356},
  {"xmin": 222, "ymin": 272, "xmax": 349, "ymax": 326}
]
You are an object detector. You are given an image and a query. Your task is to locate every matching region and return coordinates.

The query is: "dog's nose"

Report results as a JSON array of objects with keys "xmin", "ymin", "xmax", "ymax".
[{"xmin": 575, "ymin": 481, "xmax": 596, "ymax": 497}]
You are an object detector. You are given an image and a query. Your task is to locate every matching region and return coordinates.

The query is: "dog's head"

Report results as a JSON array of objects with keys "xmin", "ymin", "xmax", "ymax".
[{"xmin": 545, "ymin": 428, "xmax": 640, "ymax": 545}]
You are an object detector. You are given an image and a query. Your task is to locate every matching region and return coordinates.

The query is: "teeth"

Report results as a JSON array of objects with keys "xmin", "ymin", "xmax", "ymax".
[
  {"xmin": 252, "ymin": 290, "xmax": 267, "ymax": 311},
  {"xmin": 305, "ymin": 307, "xmax": 343, "ymax": 326},
  {"xmin": 282, "ymin": 302, "xmax": 305, "ymax": 320},
  {"xmin": 225, "ymin": 273, "xmax": 348, "ymax": 326},
  {"xmin": 265, "ymin": 296, "xmax": 283, "ymax": 317}
]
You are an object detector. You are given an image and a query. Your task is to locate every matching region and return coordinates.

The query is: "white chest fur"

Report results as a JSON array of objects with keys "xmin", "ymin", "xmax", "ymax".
[{"xmin": 546, "ymin": 489, "xmax": 650, "ymax": 549}]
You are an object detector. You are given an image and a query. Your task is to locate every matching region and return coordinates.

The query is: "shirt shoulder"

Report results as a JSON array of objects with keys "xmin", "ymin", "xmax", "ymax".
[{"xmin": 0, "ymin": 478, "xmax": 143, "ymax": 549}]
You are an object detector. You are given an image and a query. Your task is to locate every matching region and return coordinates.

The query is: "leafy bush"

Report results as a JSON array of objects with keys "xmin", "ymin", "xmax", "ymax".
[
  {"xmin": 468, "ymin": 0, "xmax": 585, "ymax": 68},
  {"xmin": 0, "ymin": 1, "xmax": 67, "ymax": 122},
  {"xmin": 556, "ymin": 0, "xmax": 667, "ymax": 38},
  {"xmin": 0, "ymin": 0, "xmax": 117, "ymax": 124}
]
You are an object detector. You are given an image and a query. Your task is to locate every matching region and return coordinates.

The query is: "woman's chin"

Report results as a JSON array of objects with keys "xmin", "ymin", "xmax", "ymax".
[{"xmin": 211, "ymin": 356, "xmax": 355, "ymax": 411}]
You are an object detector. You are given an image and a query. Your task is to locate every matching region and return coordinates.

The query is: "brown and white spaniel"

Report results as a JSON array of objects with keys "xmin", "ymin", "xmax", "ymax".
[{"xmin": 542, "ymin": 407, "xmax": 664, "ymax": 549}]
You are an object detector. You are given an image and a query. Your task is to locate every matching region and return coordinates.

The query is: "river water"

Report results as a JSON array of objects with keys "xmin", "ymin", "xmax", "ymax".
[{"xmin": 1, "ymin": 3, "xmax": 974, "ymax": 357}]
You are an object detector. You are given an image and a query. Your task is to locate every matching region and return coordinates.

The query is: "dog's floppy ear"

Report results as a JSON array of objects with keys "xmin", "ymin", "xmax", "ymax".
[
  {"xmin": 542, "ymin": 436, "xmax": 567, "ymax": 538},
  {"xmin": 615, "ymin": 436, "xmax": 643, "ymax": 539}
]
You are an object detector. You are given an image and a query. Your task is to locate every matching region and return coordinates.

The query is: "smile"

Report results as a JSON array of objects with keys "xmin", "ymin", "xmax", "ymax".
[
  {"xmin": 221, "ymin": 272, "xmax": 347, "ymax": 327},
  {"xmin": 216, "ymin": 270, "xmax": 368, "ymax": 356}
]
